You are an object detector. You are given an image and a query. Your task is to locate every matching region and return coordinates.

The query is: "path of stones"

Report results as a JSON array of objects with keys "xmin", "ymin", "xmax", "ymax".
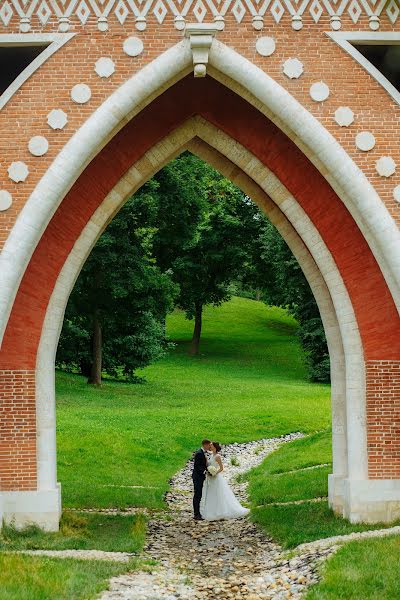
[
  {"xmin": 15, "ymin": 434, "xmax": 400, "ymax": 599},
  {"xmin": 97, "ymin": 434, "xmax": 355, "ymax": 600}
]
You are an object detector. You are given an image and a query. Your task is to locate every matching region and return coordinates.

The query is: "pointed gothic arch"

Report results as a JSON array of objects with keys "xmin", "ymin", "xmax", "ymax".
[{"xmin": 0, "ymin": 38, "xmax": 399, "ymax": 529}]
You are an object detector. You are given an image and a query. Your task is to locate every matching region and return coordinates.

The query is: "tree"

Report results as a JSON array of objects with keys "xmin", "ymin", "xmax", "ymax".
[
  {"xmin": 256, "ymin": 220, "xmax": 330, "ymax": 383},
  {"xmin": 169, "ymin": 160, "xmax": 265, "ymax": 354},
  {"xmin": 56, "ymin": 184, "xmax": 178, "ymax": 384}
]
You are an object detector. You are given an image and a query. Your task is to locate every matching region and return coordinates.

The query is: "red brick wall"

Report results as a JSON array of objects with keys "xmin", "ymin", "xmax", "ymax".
[
  {"xmin": 0, "ymin": 18, "xmax": 400, "ymax": 490},
  {"xmin": 367, "ymin": 361, "xmax": 400, "ymax": 479},
  {"xmin": 0, "ymin": 371, "xmax": 37, "ymax": 490}
]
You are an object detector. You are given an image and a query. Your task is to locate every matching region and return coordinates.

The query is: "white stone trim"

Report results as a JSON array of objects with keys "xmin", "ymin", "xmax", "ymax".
[
  {"xmin": 1, "ymin": 37, "xmax": 399, "ymax": 349},
  {"xmin": 0, "ymin": 33, "xmax": 76, "ymax": 111},
  {"xmin": 343, "ymin": 479, "xmax": 400, "ymax": 523},
  {"xmin": 36, "ymin": 120, "xmax": 366, "ymax": 525},
  {"xmin": 0, "ymin": 485, "xmax": 61, "ymax": 532},
  {"xmin": 207, "ymin": 42, "xmax": 400, "ymax": 315},
  {"xmin": 327, "ymin": 31, "xmax": 400, "ymax": 107}
]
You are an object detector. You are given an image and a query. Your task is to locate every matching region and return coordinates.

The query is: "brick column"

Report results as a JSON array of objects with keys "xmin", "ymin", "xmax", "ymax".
[
  {"xmin": 0, "ymin": 370, "xmax": 37, "ymax": 490},
  {"xmin": 0, "ymin": 370, "xmax": 61, "ymax": 531}
]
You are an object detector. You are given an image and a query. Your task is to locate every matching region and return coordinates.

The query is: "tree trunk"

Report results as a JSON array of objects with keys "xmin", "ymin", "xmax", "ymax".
[
  {"xmin": 88, "ymin": 310, "xmax": 102, "ymax": 385},
  {"xmin": 189, "ymin": 303, "xmax": 203, "ymax": 356},
  {"xmin": 255, "ymin": 289, "xmax": 261, "ymax": 301}
]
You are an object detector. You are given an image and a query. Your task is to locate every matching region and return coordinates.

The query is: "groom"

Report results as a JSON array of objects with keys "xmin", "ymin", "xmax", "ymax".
[{"xmin": 192, "ymin": 438, "xmax": 212, "ymax": 520}]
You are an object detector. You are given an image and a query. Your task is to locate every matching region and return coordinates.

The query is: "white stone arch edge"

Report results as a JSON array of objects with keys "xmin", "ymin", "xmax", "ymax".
[
  {"xmin": 31, "ymin": 118, "xmax": 364, "ymax": 532},
  {"xmin": 327, "ymin": 31, "xmax": 400, "ymax": 107},
  {"xmin": 0, "ymin": 35, "xmax": 399, "ymax": 351},
  {"xmin": 0, "ymin": 33, "xmax": 76, "ymax": 111}
]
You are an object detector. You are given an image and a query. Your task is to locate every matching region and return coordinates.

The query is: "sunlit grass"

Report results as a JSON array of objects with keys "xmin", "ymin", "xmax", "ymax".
[
  {"xmin": 0, "ymin": 553, "xmax": 136, "ymax": 600},
  {"xmin": 57, "ymin": 297, "xmax": 331, "ymax": 509},
  {"xmin": 0, "ymin": 512, "xmax": 146, "ymax": 553},
  {"xmin": 306, "ymin": 536, "xmax": 400, "ymax": 599}
]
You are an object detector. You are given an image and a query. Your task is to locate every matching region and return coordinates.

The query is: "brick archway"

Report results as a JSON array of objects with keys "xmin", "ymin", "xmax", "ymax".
[{"xmin": 0, "ymin": 35, "xmax": 399, "ymax": 530}]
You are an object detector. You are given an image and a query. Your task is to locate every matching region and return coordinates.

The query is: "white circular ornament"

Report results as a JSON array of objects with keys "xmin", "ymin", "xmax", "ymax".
[
  {"xmin": 95, "ymin": 57, "xmax": 115, "ymax": 78},
  {"xmin": 376, "ymin": 156, "xmax": 396, "ymax": 177},
  {"xmin": 28, "ymin": 135, "xmax": 49, "ymax": 156},
  {"xmin": 355, "ymin": 131, "xmax": 375, "ymax": 152},
  {"xmin": 0, "ymin": 190, "xmax": 12, "ymax": 211},
  {"xmin": 71, "ymin": 84, "xmax": 91, "ymax": 104},
  {"xmin": 291, "ymin": 15, "xmax": 303, "ymax": 30},
  {"xmin": 123, "ymin": 36, "xmax": 144, "ymax": 57},
  {"xmin": 283, "ymin": 58, "xmax": 304, "ymax": 79},
  {"xmin": 8, "ymin": 161, "xmax": 29, "ymax": 183},
  {"xmin": 47, "ymin": 109, "xmax": 68, "ymax": 130},
  {"xmin": 256, "ymin": 36, "xmax": 276, "ymax": 57},
  {"xmin": 252, "ymin": 15, "xmax": 263, "ymax": 30},
  {"xmin": 310, "ymin": 82, "xmax": 330, "ymax": 101},
  {"xmin": 174, "ymin": 15, "xmax": 185, "ymax": 30},
  {"xmin": 334, "ymin": 107, "xmax": 354, "ymax": 127},
  {"xmin": 393, "ymin": 185, "xmax": 400, "ymax": 203}
]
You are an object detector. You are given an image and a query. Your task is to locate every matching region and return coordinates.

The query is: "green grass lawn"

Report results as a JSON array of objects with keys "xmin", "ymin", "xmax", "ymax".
[
  {"xmin": 56, "ymin": 297, "xmax": 331, "ymax": 509},
  {"xmin": 306, "ymin": 536, "xmax": 400, "ymax": 599},
  {"xmin": 0, "ymin": 553, "xmax": 136, "ymax": 600},
  {"xmin": 245, "ymin": 433, "xmax": 400, "ymax": 548},
  {"xmin": 0, "ymin": 512, "xmax": 146, "ymax": 553}
]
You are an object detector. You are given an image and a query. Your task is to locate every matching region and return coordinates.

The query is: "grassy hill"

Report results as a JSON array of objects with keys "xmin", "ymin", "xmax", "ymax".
[{"xmin": 56, "ymin": 297, "xmax": 331, "ymax": 509}]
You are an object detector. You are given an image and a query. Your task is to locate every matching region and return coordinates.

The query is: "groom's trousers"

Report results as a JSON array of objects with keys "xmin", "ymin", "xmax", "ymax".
[{"xmin": 192, "ymin": 475, "xmax": 205, "ymax": 517}]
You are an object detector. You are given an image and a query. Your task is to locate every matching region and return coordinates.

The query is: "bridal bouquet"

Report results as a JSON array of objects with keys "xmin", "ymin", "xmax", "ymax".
[{"xmin": 207, "ymin": 465, "xmax": 218, "ymax": 476}]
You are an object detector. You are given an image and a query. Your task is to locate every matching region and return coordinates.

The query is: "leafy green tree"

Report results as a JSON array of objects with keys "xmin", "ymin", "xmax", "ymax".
[
  {"xmin": 56, "ymin": 188, "xmax": 178, "ymax": 384},
  {"xmin": 166, "ymin": 158, "xmax": 265, "ymax": 355},
  {"xmin": 257, "ymin": 221, "xmax": 330, "ymax": 383}
]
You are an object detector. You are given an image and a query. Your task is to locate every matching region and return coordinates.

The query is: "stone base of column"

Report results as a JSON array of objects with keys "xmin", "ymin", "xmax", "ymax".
[
  {"xmin": 342, "ymin": 479, "xmax": 400, "ymax": 523},
  {"xmin": 328, "ymin": 473, "xmax": 345, "ymax": 514},
  {"xmin": 0, "ymin": 484, "xmax": 61, "ymax": 531}
]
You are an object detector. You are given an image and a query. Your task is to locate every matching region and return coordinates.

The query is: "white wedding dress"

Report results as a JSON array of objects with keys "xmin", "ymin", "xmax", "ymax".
[{"xmin": 200, "ymin": 454, "xmax": 250, "ymax": 521}]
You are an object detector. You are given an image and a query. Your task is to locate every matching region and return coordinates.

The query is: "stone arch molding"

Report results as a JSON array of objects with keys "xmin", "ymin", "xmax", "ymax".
[
  {"xmin": 36, "ymin": 118, "xmax": 359, "ymax": 528},
  {"xmin": 1, "ymin": 34, "xmax": 400, "ymax": 529},
  {"xmin": 1, "ymin": 35, "xmax": 400, "ymax": 346}
]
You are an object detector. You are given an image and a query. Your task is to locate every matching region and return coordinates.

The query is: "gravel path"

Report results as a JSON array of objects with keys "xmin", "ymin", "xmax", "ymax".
[
  {"xmin": 9, "ymin": 435, "xmax": 400, "ymax": 599},
  {"xmin": 99, "ymin": 433, "xmax": 334, "ymax": 600}
]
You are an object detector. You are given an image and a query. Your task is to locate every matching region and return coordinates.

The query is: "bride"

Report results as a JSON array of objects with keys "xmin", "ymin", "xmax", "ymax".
[{"xmin": 200, "ymin": 441, "xmax": 250, "ymax": 521}]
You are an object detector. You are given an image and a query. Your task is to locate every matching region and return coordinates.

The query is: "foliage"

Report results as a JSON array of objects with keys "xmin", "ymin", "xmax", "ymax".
[
  {"xmin": 256, "ymin": 220, "xmax": 330, "ymax": 383},
  {"xmin": 0, "ymin": 512, "xmax": 146, "ymax": 553},
  {"xmin": 0, "ymin": 553, "xmax": 135, "ymax": 600},
  {"xmin": 56, "ymin": 181, "xmax": 179, "ymax": 382},
  {"xmin": 306, "ymin": 536, "xmax": 400, "ymax": 599},
  {"xmin": 251, "ymin": 502, "xmax": 399, "ymax": 549},
  {"xmin": 56, "ymin": 297, "xmax": 330, "ymax": 509},
  {"xmin": 246, "ymin": 432, "xmax": 400, "ymax": 548}
]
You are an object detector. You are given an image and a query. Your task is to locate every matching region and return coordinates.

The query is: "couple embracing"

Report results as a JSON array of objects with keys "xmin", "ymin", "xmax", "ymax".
[{"xmin": 192, "ymin": 438, "xmax": 250, "ymax": 521}]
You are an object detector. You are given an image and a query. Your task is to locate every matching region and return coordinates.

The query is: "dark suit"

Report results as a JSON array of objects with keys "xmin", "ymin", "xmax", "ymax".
[{"xmin": 192, "ymin": 448, "xmax": 207, "ymax": 517}]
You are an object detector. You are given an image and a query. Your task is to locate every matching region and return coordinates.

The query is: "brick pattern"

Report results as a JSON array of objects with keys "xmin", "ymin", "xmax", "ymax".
[
  {"xmin": 367, "ymin": 361, "xmax": 400, "ymax": 479},
  {"xmin": 0, "ymin": 19, "xmax": 400, "ymax": 491},
  {"xmin": 0, "ymin": 370, "xmax": 37, "ymax": 490},
  {"xmin": 1, "ymin": 0, "xmax": 399, "ymax": 31}
]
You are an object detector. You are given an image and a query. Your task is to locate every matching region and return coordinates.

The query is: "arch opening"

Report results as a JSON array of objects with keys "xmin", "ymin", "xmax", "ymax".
[{"xmin": 1, "ymin": 56, "xmax": 400, "ymax": 529}]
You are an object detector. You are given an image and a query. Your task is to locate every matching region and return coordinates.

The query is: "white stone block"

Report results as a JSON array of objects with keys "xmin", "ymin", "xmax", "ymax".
[
  {"xmin": 355, "ymin": 131, "xmax": 375, "ymax": 152},
  {"xmin": 95, "ymin": 57, "xmax": 115, "ymax": 78},
  {"xmin": 29, "ymin": 135, "xmax": 49, "ymax": 157},
  {"xmin": 393, "ymin": 185, "xmax": 400, "ymax": 203},
  {"xmin": 123, "ymin": 36, "xmax": 144, "ymax": 57},
  {"xmin": 256, "ymin": 36, "xmax": 276, "ymax": 57},
  {"xmin": 71, "ymin": 84, "xmax": 91, "ymax": 104},
  {"xmin": 310, "ymin": 81, "xmax": 330, "ymax": 101},
  {"xmin": 8, "ymin": 161, "xmax": 29, "ymax": 183},
  {"xmin": 282, "ymin": 58, "xmax": 304, "ymax": 79},
  {"xmin": 376, "ymin": 156, "xmax": 396, "ymax": 177},
  {"xmin": 0, "ymin": 190, "xmax": 12, "ymax": 211},
  {"xmin": 0, "ymin": 485, "xmax": 61, "ymax": 532},
  {"xmin": 334, "ymin": 107, "xmax": 354, "ymax": 127},
  {"xmin": 47, "ymin": 109, "xmax": 68, "ymax": 130}
]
